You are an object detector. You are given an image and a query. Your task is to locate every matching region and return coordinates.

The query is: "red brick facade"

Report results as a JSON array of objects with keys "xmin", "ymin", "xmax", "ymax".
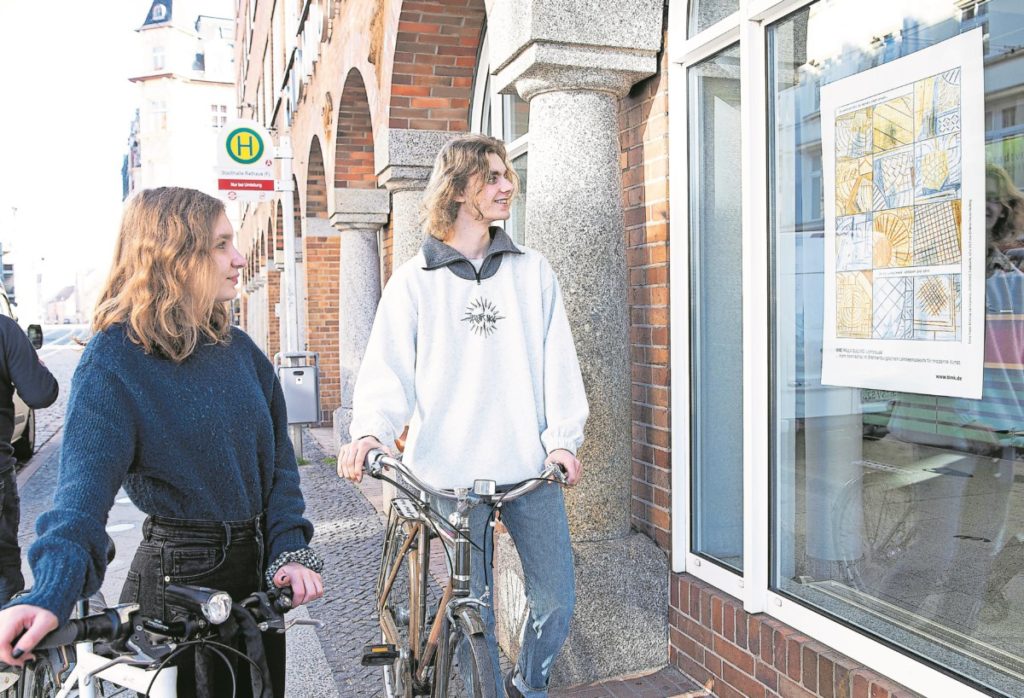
[
  {"xmin": 266, "ymin": 270, "xmax": 281, "ymax": 360},
  {"xmin": 388, "ymin": 0, "xmax": 485, "ymax": 131},
  {"xmin": 303, "ymin": 141, "xmax": 340, "ymax": 424},
  {"xmin": 620, "ymin": 37, "xmax": 672, "ymax": 552},
  {"xmin": 336, "ymin": 69, "xmax": 376, "ymax": 189},
  {"xmin": 670, "ymin": 577, "xmax": 920, "ymax": 698},
  {"xmin": 302, "ymin": 234, "xmax": 341, "ymax": 423},
  {"xmin": 233, "ymin": 2, "xmax": 947, "ymax": 694}
]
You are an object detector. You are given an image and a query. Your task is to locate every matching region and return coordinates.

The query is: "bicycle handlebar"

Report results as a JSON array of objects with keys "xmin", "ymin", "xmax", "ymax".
[
  {"xmin": 364, "ymin": 450, "xmax": 566, "ymax": 504},
  {"xmin": 32, "ymin": 585, "xmax": 296, "ymax": 653}
]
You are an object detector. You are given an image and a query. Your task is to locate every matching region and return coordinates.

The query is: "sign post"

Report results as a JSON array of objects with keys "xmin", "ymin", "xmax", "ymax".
[
  {"xmin": 216, "ymin": 120, "xmax": 275, "ymax": 202},
  {"xmin": 216, "ymin": 119, "xmax": 313, "ymax": 456}
]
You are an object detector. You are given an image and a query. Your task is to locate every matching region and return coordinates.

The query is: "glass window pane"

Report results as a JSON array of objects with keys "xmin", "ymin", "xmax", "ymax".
[
  {"xmin": 508, "ymin": 153, "xmax": 527, "ymax": 245},
  {"xmin": 688, "ymin": 0, "xmax": 739, "ymax": 38},
  {"xmin": 689, "ymin": 44, "xmax": 743, "ymax": 572},
  {"xmin": 503, "ymin": 92, "xmax": 530, "ymax": 143},
  {"xmin": 769, "ymin": 2, "xmax": 1024, "ymax": 695}
]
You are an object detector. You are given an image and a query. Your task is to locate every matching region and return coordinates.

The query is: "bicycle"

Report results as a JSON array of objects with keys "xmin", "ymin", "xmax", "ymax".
[
  {"xmin": 0, "ymin": 576, "xmax": 320, "ymax": 697},
  {"xmin": 359, "ymin": 450, "xmax": 566, "ymax": 698}
]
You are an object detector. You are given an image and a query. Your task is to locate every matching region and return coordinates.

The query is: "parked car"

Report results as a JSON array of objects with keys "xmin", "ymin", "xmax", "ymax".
[{"xmin": 0, "ymin": 288, "xmax": 44, "ymax": 460}]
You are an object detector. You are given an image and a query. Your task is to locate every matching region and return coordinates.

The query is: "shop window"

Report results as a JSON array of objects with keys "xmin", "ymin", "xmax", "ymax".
[
  {"xmin": 688, "ymin": 44, "xmax": 744, "ymax": 572},
  {"xmin": 688, "ymin": 0, "xmax": 739, "ymax": 37},
  {"xmin": 769, "ymin": 2, "xmax": 1024, "ymax": 695}
]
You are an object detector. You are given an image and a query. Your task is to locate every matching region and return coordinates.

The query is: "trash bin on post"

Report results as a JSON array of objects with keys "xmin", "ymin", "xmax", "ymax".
[{"xmin": 275, "ymin": 352, "xmax": 320, "ymax": 459}]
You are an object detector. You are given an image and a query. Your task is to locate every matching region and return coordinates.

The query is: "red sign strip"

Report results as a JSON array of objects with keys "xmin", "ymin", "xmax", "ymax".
[{"xmin": 218, "ymin": 178, "xmax": 274, "ymax": 191}]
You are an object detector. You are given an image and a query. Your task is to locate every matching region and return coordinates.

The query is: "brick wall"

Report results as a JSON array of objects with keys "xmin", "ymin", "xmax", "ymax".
[
  {"xmin": 382, "ymin": 218, "xmax": 394, "ymax": 285},
  {"xmin": 670, "ymin": 576, "xmax": 921, "ymax": 698},
  {"xmin": 306, "ymin": 140, "xmax": 329, "ymax": 216},
  {"xmin": 389, "ymin": 0, "xmax": 485, "ymax": 130},
  {"xmin": 304, "ymin": 143, "xmax": 339, "ymax": 424},
  {"xmin": 266, "ymin": 269, "xmax": 281, "ymax": 360},
  {"xmin": 302, "ymin": 234, "xmax": 341, "ymax": 423},
  {"xmin": 336, "ymin": 70, "xmax": 376, "ymax": 189},
  {"xmin": 619, "ymin": 29, "xmax": 672, "ymax": 551}
]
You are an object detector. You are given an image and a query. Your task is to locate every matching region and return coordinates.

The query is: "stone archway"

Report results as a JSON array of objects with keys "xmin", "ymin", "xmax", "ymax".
[
  {"xmin": 302, "ymin": 138, "xmax": 341, "ymax": 425},
  {"xmin": 331, "ymin": 68, "xmax": 390, "ymax": 445}
]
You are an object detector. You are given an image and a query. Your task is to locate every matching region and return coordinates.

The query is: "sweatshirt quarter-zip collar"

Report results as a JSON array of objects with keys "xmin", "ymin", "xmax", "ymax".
[{"xmin": 421, "ymin": 227, "xmax": 523, "ymax": 283}]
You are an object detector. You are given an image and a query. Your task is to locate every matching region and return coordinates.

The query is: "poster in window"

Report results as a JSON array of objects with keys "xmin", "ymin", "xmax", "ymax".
[{"xmin": 821, "ymin": 28, "xmax": 985, "ymax": 399}]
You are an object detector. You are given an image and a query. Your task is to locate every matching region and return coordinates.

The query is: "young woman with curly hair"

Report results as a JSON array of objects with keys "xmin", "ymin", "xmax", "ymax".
[{"xmin": 0, "ymin": 187, "xmax": 323, "ymax": 697}]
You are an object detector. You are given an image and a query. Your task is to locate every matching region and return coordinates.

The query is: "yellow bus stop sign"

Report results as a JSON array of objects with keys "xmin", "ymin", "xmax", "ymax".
[
  {"xmin": 217, "ymin": 119, "xmax": 275, "ymax": 201},
  {"xmin": 226, "ymin": 127, "xmax": 265, "ymax": 165}
]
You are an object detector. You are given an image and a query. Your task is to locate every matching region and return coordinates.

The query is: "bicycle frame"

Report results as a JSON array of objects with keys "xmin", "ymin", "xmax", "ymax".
[
  {"xmin": 370, "ymin": 452, "xmax": 565, "ymax": 696},
  {"xmin": 52, "ymin": 640, "xmax": 178, "ymax": 698},
  {"xmin": 376, "ymin": 490, "xmax": 470, "ymax": 689}
]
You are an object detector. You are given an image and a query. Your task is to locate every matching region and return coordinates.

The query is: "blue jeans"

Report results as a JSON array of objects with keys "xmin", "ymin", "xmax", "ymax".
[
  {"xmin": 120, "ymin": 514, "xmax": 285, "ymax": 698},
  {"xmin": 433, "ymin": 482, "xmax": 575, "ymax": 698}
]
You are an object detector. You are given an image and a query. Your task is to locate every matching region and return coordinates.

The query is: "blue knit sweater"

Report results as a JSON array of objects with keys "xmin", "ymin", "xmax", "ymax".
[{"xmin": 12, "ymin": 325, "xmax": 313, "ymax": 624}]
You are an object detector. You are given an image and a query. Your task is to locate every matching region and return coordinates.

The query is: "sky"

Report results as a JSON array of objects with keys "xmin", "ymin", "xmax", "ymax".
[{"xmin": 0, "ymin": 0, "xmax": 152, "ymax": 322}]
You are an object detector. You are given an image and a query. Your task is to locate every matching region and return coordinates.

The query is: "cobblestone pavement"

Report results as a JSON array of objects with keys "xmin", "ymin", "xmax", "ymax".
[{"xmin": 297, "ymin": 433, "xmax": 393, "ymax": 696}]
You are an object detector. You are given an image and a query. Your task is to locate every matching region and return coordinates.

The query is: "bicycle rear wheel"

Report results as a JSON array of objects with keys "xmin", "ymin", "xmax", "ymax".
[
  {"xmin": 378, "ymin": 503, "xmax": 429, "ymax": 698},
  {"xmin": 432, "ymin": 609, "xmax": 496, "ymax": 698}
]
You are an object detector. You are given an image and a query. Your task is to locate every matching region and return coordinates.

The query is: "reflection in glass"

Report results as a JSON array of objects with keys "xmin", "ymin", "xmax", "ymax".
[
  {"xmin": 503, "ymin": 92, "xmax": 530, "ymax": 143},
  {"xmin": 689, "ymin": 44, "xmax": 743, "ymax": 571},
  {"xmin": 508, "ymin": 153, "xmax": 527, "ymax": 245},
  {"xmin": 769, "ymin": 2, "xmax": 1024, "ymax": 695},
  {"xmin": 687, "ymin": 0, "xmax": 739, "ymax": 38}
]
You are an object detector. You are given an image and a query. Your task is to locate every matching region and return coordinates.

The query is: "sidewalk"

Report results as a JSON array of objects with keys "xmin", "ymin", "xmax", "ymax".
[{"xmin": 306, "ymin": 428, "xmax": 706, "ymax": 698}]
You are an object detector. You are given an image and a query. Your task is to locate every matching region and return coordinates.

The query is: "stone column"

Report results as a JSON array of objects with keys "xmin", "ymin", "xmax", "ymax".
[
  {"xmin": 488, "ymin": 0, "xmax": 667, "ymax": 686},
  {"xmin": 378, "ymin": 129, "xmax": 463, "ymax": 269},
  {"xmin": 329, "ymin": 189, "xmax": 390, "ymax": 449}
]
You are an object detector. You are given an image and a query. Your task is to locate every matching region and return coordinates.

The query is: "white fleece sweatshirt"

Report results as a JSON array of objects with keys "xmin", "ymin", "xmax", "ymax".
[{"xmin": 350, "ymin": 233, "xmax": 589, "ymax": 489}]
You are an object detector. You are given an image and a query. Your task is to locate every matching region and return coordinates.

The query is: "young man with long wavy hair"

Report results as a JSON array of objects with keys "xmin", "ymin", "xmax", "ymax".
[{"xmin": 339, "ymin": 134, "xmax": 588, "ymax": 697}]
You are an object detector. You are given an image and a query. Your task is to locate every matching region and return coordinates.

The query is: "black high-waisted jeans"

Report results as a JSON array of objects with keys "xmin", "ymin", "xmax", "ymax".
[{"xmin": 119, "ymin": 514, "xmax": 285, "ymax": 698}]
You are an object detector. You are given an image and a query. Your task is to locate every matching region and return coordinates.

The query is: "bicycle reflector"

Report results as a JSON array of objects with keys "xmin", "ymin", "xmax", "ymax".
[{"xmin": 165, "ymin": 584, "xmax": 233, "ymax": 625}]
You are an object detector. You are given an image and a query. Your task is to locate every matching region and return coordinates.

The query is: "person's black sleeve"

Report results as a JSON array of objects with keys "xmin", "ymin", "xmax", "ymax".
[{"xmin": 1, "ymin": 317, "xmax": 58, "ymax": 409}]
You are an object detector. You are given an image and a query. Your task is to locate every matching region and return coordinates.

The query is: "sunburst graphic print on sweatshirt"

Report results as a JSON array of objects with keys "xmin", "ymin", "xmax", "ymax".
[{"xmin": 462, "ymin": 297, "xmax": 505, "ymax": 337}]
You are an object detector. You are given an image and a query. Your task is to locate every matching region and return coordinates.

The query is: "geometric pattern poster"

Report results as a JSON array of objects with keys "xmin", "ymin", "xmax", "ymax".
[{"xmin": 821, "ymin": 29, "xmax": 985, "ymax": 399}]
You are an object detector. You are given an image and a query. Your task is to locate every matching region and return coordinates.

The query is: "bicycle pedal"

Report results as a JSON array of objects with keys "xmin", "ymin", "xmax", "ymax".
[{"xmin": 361, "ymin": 643, "xmax": 400, "ymax": 666}]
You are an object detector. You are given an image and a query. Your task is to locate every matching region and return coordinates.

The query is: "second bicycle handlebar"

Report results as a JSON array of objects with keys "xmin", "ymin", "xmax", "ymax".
[{"xmin": 364, "ymin": 450, "xmax": 566, "ymax": 504}]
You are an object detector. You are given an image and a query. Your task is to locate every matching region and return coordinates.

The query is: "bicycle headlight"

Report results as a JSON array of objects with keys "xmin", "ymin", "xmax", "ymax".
[{"xmin": 201, "ymin": 591, "xmax": 233, "ymax": 625}]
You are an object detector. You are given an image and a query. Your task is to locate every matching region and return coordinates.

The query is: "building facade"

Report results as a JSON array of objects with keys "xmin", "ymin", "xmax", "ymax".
[
  {"xmin": 235, "ymin": 1, "xmax": 1024, "ymax": 696},
  {"xmin": 125, "ymin": 0, "xmax": 237, "ymax": 199}
]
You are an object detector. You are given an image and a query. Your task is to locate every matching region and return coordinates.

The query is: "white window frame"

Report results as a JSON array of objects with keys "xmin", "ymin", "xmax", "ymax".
[
  {"xmin": 471, "ymin": 28, "xmax": 528, "ymax": 246},
  {"xmin": 668, "ymin": 2, "xmax": 991, "ymax": 696},
  {"xmin": 471, "ymin": 30, "xmax": 529, "ymax": 159}
]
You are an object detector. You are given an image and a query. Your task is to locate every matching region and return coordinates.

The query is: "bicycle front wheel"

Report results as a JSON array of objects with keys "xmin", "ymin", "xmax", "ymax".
[
  {"xmin": 17, "ymin": 653, "xmax": 60, "ymax": 698},
  {"xmin": 432, "ymin": 609, "xmax": 496, "ymax": 698}
]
